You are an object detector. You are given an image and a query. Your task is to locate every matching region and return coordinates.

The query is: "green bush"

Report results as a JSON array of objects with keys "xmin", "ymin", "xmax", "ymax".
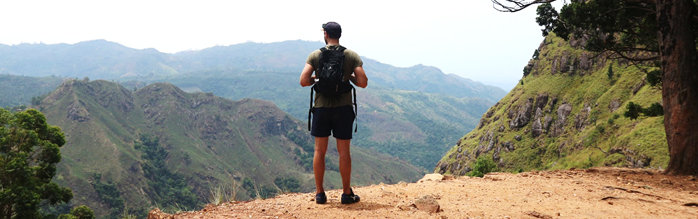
[
  {"xmin": 643, "ymin": 102, "xmax": 664, "ymax": 117},
  {"xmin": 624, "ymin": 102, "xmax": 663, "ymax": 120},
  {"xmin": 274, "ymin": 177, "xmax": 301, "ymax": 193},
  {"xmin": 91, "ymin": 174, "xmax": 124, "ymax": 219},
  {"xmin": 135, "ymin": 134, "xmax": 199, "ymax": 211},
  {"xmin": 624, "ymin": 102, "xmax": 642, "ymax": 120},
  {"xmin": 242, "ymin": 178, "xmax": 278, "ymax": 199},
  {"xmin": 523, "ymin": 66, "xmax": 532, "ymax": 76},
  {"xmin": 595, "ymin": 125, "xmax": 606, "ymax": 134},
  {"xmin": 69, "ymin": 206, "xmax": 94, "ymax": 219},
  {"xmin": 646, "ymin": 69, "xmax": 662, "ymax": 87},
  {"xmin": 532, "ymin": 49, "xmax": 540, "ymax": 60},
  {"xmin": 56, "ymin": 215, "xmax": 77, "ymax": 219},
  {"xmin": 467, "ymin": 157, "xmax": 500, "ymax": 177}
]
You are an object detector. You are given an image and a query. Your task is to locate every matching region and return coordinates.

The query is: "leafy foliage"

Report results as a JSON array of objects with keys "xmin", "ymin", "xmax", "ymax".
[
  {"xmin": 523, "ymin": 66, "xmax": 532, "ymax": 76},
  {"xmin": 646, "ymin": 69, "xmax": 662, "ymax": 87},
  {"xmin": 466, "ymin": 157, "xmax": 500, "ymax": 177},
  {"xmin": 274, "ymin": 177, "xmax": 301, "ymax": 193},
  {"xmin": 535, "ymin": 3, "xmax": 563, "ymax": 37},
  {"xmin": 532, "ymin": 49, "xmax": 540, "ymax": 60},
  {"xmin": 554, "ymin": 1, "xmax": 659, "ymax": 57},
  {"xmin": 134, "ymin": 134, "xmax": 199, "ymax": 212},
  {"xmin": 624, "ymin": 102, "xmax": 643, "ymax": 120},
  {"xmin": 241, "ymin": 178, "xmax": 277, "ymax": 199},
  {"xmin": 0, "ymin": 109, "xmax": 73, "ymax": 219},
  {"xmin": 624, "ymin": 102, "xmax": 664, "ymax": 120},
  {"xmin": 90, "ymin": 174, "xmax": 127, "ymax": 219},
  {"xmin": 643, "ymin": 103, "xmax": 664, "ymax": 117},
  {"xmin": 68, "ymin": 206, "xmax": 94, "ymax": 219}
]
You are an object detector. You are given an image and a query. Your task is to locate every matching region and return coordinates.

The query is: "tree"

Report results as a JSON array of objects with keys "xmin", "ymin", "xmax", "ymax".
[
  {"xmin": 0, "ymin": 108, "xmax": 73, "ymax": 218},
  {"xmin": 624, "ymin": 102, "xmax": 642, "ymax": 120},
  {"xmin": 69, "ymin": 205, "xmax": 95, "ymax": 219},
  {"xmin": 491, "ymin": 0, "xmax": 698, "ymax": 175}
]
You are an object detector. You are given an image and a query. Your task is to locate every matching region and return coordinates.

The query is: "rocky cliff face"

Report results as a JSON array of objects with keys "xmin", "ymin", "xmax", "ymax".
[{"xmin": 436, "ymin": 34, "xmax": 667, "ymax": 175}]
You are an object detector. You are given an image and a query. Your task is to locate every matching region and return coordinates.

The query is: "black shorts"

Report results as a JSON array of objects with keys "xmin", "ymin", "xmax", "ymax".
[{"xmin": 311, "ymin": 105, "xmax": 355, "ymax": 139}]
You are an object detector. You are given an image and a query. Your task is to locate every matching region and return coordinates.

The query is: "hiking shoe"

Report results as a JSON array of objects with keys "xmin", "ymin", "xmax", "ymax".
[
  {"xmin": 341, "ymin": 189, "xmax": 360, "ymax": 204},
  {"xmin": 315, "ymin": 192, "xmax": 327, "ymax": 204}
]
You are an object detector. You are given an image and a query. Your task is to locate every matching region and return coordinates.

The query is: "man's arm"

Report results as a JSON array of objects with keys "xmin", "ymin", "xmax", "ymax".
[
  {"xmin": 300, "ymin": 63, "xmax": 315, "ymax": 87},
  {"xmin": 349, "ymin": 66, "xmax": 368, "ymax": 88}
]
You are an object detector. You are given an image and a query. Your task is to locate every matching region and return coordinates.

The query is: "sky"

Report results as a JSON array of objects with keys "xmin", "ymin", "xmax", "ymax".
[{"xmin": 0, "ymin": 0, "xmax": 565, "ymax": 91}]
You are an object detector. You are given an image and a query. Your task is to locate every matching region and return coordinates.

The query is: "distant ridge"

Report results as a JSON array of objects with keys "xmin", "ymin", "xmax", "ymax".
[{"xmin": 0, "ymin": 39, "xmax": 505, "ymax": 101}]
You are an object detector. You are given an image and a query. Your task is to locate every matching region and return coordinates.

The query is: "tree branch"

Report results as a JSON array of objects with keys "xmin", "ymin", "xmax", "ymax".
[
  {"xmin": 624, "ymin": 0, "xmax": 656, "ymax": 3},
  {"xmin": 491, "ymin": 0, "xmax": 557, "ymax": 12}
]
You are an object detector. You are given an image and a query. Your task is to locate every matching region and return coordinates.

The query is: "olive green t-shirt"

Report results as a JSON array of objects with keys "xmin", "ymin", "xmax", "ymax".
[{"xmin": 306, "ymin": 45, "xmax": 363, "ymax": 108}]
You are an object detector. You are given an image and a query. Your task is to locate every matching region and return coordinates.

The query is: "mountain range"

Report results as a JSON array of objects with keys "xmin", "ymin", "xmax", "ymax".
[{"xmin": 1, "ymin": 40, "xmax": 505, "ymax": 170}]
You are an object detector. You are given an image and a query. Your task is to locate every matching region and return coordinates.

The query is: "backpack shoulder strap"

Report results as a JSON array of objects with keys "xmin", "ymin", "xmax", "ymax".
[
  {"xmin": 353, "ymin": 86, "xmax": 358, "ymax": 132},
  {"xmin": 308, "ymin": 86, "xmax": 314, "ymax": 131}
]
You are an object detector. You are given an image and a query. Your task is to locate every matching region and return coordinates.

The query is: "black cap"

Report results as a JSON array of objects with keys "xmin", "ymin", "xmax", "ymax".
[{"xmin": 322, "ymin": 22, "xmax": 342, "ymax": 39}]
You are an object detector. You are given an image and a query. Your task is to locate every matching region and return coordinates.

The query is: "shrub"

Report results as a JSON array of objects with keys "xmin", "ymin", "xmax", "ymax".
[
  {"xmin": 643, "ymin": 102, "xmax": 664, "ymax": 117},
  {"xmin": 595, "ymin": 125, "xmax": 606, "ymax": 134},
  {"xmin": 532, "ymin": 49, "xmax": 540, "ymax": 60},
  {"xmin": 274, "ymin": 177, "xmax": 301, "ymax": 193},
  {"xmin": 646, "ymin": 69, "xmax": 662, "ymax": 87},
  {"xmin": 69, "ymin": 206, "xmax": 94, "ymax": 219},
  {"xmin": 523, "ymin": 66, "xmax": 532, "ymax": 76},
  {"xmin": 467, "ymin": 157, "xmax": 500, "ymax": 177},
  {"xmin": 624, "ymin": 102, "xmax": 642, "ymax": 120}
]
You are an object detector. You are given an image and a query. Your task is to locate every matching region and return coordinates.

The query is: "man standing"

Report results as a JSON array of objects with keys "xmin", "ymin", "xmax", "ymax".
[{"xmin": 299, "ymin": 21, "xmax": 368, "ymax": 204}]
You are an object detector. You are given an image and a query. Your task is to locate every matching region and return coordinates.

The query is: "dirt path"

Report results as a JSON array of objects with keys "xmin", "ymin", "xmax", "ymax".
[{"xmin": 148, "ymin": 167, "xmax": 698, "ymax": 218}]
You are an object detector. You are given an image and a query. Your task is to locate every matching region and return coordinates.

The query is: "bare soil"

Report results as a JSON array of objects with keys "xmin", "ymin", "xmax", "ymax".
[{"xmin": 148, "ymin": 167, "xmax": 698, "ymax": 218}]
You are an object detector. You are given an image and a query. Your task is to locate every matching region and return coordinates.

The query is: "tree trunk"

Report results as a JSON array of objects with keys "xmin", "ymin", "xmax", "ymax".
[{"xmin": 657, "ymin": 0, "xmax": 698, "ymax": 175}]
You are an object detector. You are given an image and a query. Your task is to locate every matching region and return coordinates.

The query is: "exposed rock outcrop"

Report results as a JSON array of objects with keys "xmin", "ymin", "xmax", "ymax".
[
  {"xmin": 509, "ymin": 97, "xmax": 534, "ymax": 129},
  {"xmin": 67, "ymin": 100, "xmax": 90, "ymax": 122},
  {"xmin": 551, "ymin": 104, "xmax": 573, "ymax": 137}
]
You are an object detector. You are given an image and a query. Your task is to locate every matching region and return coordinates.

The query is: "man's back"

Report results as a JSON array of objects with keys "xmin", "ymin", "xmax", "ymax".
[{"xmin": 306, "ymin": 44, "xmax": 363, "ymax": 108}]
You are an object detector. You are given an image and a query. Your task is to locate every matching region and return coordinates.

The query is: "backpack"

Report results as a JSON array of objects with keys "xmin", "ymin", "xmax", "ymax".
[{"xmin": 308, "ymin": 46, "xmax": 357, "ymax": 132}]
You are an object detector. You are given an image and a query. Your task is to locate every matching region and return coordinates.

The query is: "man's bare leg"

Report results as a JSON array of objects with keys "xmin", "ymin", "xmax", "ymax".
[
  {"xmin": 314, "ymin": 137, "xmax": 329, "ymax": 194},
  {"xmin": 337, "ymin": 139, "xmax": 352, "ymax": 194}
]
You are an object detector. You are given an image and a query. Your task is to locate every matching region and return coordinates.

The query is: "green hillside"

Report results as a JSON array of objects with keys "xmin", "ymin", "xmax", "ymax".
[
  {"xmin": 0, "ymin": 74, "xmax": 64, "ymax": 107},
  {"xmin": 38, "ymin": 79, "xmax": 423, "ymax": 217},
  {"xmin": 436, "ymin": 34, "xmax": 667, "ymax": 175}
]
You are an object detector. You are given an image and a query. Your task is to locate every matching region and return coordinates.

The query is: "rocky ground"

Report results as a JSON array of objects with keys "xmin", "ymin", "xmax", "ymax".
[{"xmin": 148, "ymin": 167, "xmax": 698, "ymax": 218}]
